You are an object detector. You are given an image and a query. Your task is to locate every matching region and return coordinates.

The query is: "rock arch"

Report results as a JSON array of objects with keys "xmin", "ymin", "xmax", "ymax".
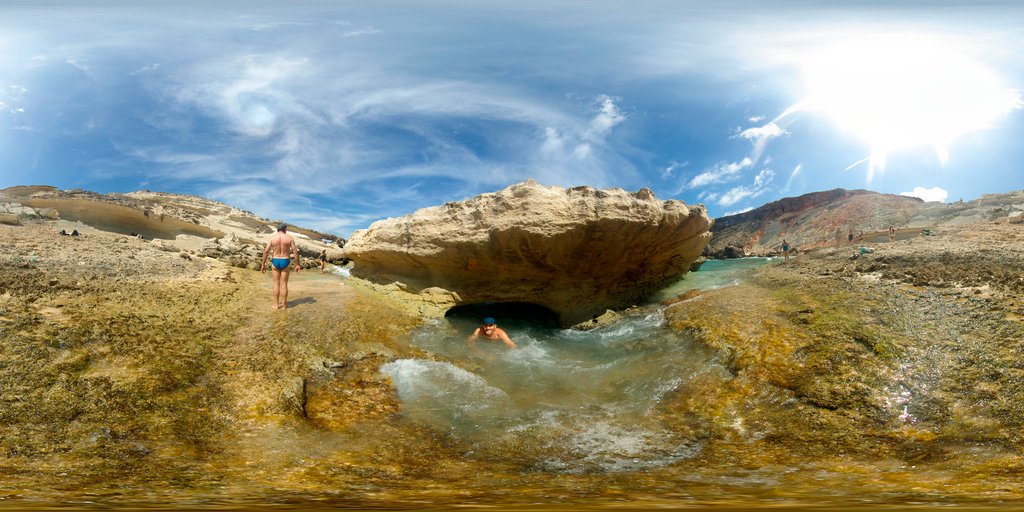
[
  {"xmin": 344, "ymin": 180, "xmax": 711, "ymax": 327},
  {"xmin": 444, "ymin": 302, "xmax": 560, "ymax": 328}
]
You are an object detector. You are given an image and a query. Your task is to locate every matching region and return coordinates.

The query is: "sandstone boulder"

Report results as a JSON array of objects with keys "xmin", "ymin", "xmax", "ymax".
[{"xmin": 343, "ymin": 180, "xmax": 712, "ymax": 326}]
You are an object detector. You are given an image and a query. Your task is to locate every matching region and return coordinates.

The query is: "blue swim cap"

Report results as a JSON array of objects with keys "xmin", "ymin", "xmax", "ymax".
[{"xmin": 483, "ymin": 317, "xmax": 496, "ymax": 325}]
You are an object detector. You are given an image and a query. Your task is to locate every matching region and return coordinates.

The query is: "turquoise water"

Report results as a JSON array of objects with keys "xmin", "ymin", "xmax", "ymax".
[
  {"xmin": 382, "ymin": 309, "xmax": 714, "ymax": 473},
  {"xmin": 380, "ymin": 258, "xmax": 769, "ymax": 473},
  {"xmin": 650, "ymin": 257, "xmax": 772, "ymax": 302}
]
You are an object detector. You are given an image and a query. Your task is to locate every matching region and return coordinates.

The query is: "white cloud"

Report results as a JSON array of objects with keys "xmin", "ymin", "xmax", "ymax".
[
  {"xmin": 753, "ymin": 168, "xmax": 774, "ymax": 188},
  {"xmin": 687, "ymin": 157, "xmax": 752, "ymax": 189},
  {"xmin": 733, "ymin": 121, "xmax": 788, "ymax": 164},
  {"xmin": 734, "ymin": 122, "xmax": 787, "ymax": 142},
  {"xmin": 719, "ymin": 168, "xmax": 775, "ymax": 206},
  {"xmin": 587, "ymin": 95, "xmax": 625, "ymax": 139},
  {"xmin": 901, "ymin": 186, "xmax": 948, "ymax": 203},
  {"xmin": 529, "ymin": 95, "xmax": 634, "ymax": 187},
  {"xmin": 748, "ymin": 115, "xmax": 764, "ymax": 123}
]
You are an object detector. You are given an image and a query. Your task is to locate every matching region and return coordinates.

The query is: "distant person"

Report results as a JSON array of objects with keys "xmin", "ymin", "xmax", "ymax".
[
  {"xmin": 60, "ymin": 229, "xmax": 68, "ymax": 236},
  {"xmin": 319, "ymin": 249, "xmax": 328, "ymax": 273},
  {"xmin": 847, "ymin": 229, "xmax": 854, "ymax": 246},
  {"xmin": 70, "ymin": 229, "xmax": 79, "ymax": 236},
  {"xmin": 782, "ymin": 239, "xmax": 791, "ymax": 263},
  {"xmin": 467, "ymin": 317, "xmax": 517, "ymax": 356},
  {"xmin": 889, "ymin": 225, "xmax": 896, "ymax": 242},
  {"xmin": 260, "ymin": 223, "xmax": 301, "ymax": 310}
]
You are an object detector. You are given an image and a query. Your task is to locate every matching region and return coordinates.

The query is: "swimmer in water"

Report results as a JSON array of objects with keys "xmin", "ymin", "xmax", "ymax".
[{"xmin": 467, "ymin": 317, "xmax": 517, "ymax": 357}]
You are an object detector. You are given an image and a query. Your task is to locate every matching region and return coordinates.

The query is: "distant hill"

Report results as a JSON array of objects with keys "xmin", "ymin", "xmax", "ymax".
[
  {"xmin": 707, "ymin": 188, "xmax": 1024, "ymax": 257},
  {"xmin": 0, "ymin": 185, "xmax": 345, "ymax": 259}
]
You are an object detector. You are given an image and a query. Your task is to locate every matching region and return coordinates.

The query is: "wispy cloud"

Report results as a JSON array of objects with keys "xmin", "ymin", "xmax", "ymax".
[
  {"xmin": 661, "ymin": 160, "xmax": 688, "ymax": 178},
  {"xmin": 719, "ymin": 168, "xmax": 775, "ymax": 206},
  {"xmin": 686, "ymin": 157, "xmax": 752, "ymax": 189},
  {"xmin": 781, "ymin": 163, "xmax": 803, "ymax": 193},
  {"xmin": 697, "ymin": 190, "xmax": 720, "ymax": 204}
]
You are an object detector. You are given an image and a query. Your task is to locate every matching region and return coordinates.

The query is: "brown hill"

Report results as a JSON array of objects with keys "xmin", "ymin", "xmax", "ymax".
[{"xmin": 708, "ymin": 188, "xmax": 1024, "ymax": 257}]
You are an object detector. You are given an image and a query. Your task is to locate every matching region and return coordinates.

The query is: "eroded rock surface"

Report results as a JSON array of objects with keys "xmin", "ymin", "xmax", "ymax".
[{"xmin": 343, "ymin": 180, "xmax": 712, "ymax": 326}]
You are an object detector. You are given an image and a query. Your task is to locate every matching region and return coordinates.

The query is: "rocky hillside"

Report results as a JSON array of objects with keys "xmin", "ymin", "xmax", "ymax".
[
  {"xmin": 0, "ymin": 185, "xmax": 346, "ymax": 269},
  {"xmin": 707, "ymin": 188, "xmax": 1024, "ymax": 258}
]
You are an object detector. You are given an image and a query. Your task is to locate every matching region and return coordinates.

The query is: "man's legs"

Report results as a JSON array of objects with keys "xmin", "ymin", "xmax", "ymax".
[
  {"xmin": 280, "ymin": 268, "xmax": 291, "ymax": 309},
  {"xmin": 272, "ymin": 268, "xmax": 282, "ymax": 310}
]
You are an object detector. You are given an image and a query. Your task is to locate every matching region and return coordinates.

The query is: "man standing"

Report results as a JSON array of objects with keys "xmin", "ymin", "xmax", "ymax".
[
  {"xmin": 260, "ymin": 223, "xmax": 301, "ymax": 310},
  {"xmin": 467, "ymin": 317, "xmax": 517, "ymax": 356}
]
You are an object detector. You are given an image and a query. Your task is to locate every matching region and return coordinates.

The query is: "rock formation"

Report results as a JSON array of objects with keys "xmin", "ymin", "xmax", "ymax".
[
  {"xmin": 342, "ymin": 180, "xmax": 712, "ymax": 326},
  {"xmin": 0, "ymin": 185, "xmax": 344, "ymax": 270}
]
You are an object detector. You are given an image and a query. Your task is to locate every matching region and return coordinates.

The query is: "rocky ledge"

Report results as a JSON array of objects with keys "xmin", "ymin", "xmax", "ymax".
[{"xmin": 343, "ymin": 180, "xmax": 712, "ymax": 326}]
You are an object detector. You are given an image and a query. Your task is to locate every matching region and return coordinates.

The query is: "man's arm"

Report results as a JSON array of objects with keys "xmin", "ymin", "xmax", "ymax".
[
  {"xmin": 291, "ymin": 239, "xmax": 301, "ymax": 271},
  {"xmin": 260, "ymin": 242, "xmax": 271, "ymax": 272},
  {"xmin": 497, "ymin": 330, "xmax": 517, "ymax": 349},
  {"xmin": 467, "ymin": 328, "xmax": 484, "ymax": 356}
]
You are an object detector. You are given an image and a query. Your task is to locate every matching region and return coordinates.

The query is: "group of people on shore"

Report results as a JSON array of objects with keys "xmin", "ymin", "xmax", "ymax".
[{"xmin": 784, "ymin": 225, "xmax": 902, "ymax": 264}]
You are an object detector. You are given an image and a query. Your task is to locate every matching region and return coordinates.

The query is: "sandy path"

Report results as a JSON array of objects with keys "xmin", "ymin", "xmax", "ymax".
[{"xmin": 254, "ymin": 267, "xmax": 356, "ymax": 312}]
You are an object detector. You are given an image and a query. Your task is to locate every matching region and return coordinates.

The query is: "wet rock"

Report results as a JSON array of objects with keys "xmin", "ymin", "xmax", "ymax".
[
  {"xmin": 660, "ymin": 288, "xmax": 702, "ymax": 306},
  {"xmin": 719, "ymin": 243, "xmax": 746, "ymax": 259},
  {"xmin": 690, "ymin": 256, "xmax": 707, "ymax": 272},
  {"xmin": 572, "ymin": 309, "xmax": 621, "ymax": 330},
  {"xmin": 281, "ymin": 376, "xmax": 307, "ymax": 417}
]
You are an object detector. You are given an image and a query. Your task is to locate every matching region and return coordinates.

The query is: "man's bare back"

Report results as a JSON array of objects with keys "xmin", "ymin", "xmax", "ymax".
[
  {"xmin": 260, "ymin": 224, "xmax": 300, "ymax": 310},
  {"xmin": 267, "ymin": 232, "xmax": 297, "ymax": 258}
]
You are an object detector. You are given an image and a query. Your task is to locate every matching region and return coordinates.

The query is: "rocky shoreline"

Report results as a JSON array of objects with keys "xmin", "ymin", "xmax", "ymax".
[
  {"xmin": 2, "ymin": 195, "xmax": 1024, "ymax": 506},
  {"xmin": 663, "ymin": 220, "xmax": 1024, "ymax": 462}
]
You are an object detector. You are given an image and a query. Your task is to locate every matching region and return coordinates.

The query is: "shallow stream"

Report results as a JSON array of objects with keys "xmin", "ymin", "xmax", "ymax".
[{"xmin": 381, "ymin": 258, "xmax": 771, "ymax": 474}]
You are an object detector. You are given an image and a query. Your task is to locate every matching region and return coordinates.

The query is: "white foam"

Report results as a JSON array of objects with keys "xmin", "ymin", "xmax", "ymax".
[
  {"xmin": 380, "ymin": 359, "xmax": 511, "ymax": 423},
  {"xmin": 540, "ymin": 418, "xmax": 699, "ymax": 473}
]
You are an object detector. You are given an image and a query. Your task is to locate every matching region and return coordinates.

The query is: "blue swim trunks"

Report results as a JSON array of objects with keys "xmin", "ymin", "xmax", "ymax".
[{"xmin": 271, "ymin": 258, "xmax": 291, "ymax": 271}]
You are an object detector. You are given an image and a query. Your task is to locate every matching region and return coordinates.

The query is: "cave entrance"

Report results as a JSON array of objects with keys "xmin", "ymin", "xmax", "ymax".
[{"xmin": 444, "ymin": 302, "xmax": 560, "ymax": 329}]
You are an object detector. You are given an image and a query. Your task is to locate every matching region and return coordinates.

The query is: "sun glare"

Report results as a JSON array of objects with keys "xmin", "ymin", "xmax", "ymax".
[{"xmin": 796, "ymin": 34, "xmax": 1021, "ymax": 180}]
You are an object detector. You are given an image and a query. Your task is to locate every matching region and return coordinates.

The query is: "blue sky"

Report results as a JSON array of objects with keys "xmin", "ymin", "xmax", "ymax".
[{"xmin": 1, "ymin": 1, "xmax": 1022, "ymax": 236}]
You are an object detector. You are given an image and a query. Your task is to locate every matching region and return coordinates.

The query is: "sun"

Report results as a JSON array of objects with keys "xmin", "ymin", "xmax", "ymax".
[{"xmin": 794, "ymin": 34, "xmax": 1021, "ymax": 180}]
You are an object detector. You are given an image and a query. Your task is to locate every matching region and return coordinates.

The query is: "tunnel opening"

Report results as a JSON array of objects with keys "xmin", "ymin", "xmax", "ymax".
[{"xmin": 444, "ymin": 302, "xmax": 560, "ymax": 329}]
